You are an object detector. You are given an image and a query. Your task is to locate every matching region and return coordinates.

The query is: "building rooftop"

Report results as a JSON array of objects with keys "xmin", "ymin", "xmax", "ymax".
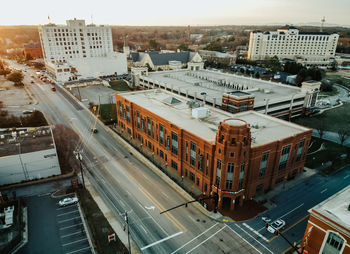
[
  {"xmin": 142, "ymin": 70, "xmax": 305, "ymax": 107},
  {"xmin": 0, "ymin": 127, "xmax": 55, "ymax": 157},
  {"xmin": 131, "ymin": 51, "xmax": 195, "ymax": 66},
  {"xmin": 119, "ymin": 89, "xmax": 310, "ymax": 145},
  {"xmin": 24, "ymin": 43, "xmax": 41, "ymax": 49},
  {"xmin": 310, "ymin": 186, "xmax": 350, "ymax": 230}
]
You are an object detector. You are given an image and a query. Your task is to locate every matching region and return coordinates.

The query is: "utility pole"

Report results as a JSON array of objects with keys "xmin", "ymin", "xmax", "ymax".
[
  {"xmin": 74, "ymin": 151, "xmax": 85, "ymax": 188},
  {"xmin": 124, "ymin": 211, "xmax": 131, "ymax": 254}
]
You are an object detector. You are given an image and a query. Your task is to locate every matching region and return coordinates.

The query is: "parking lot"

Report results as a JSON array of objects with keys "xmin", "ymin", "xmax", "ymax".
[{"xmin": 18, "ymin": 194, "xmax": 92, "ymax": 254}]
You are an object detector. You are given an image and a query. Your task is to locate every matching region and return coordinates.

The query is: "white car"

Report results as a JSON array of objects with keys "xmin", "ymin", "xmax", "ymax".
[
  {"xmin": 267, "ymin": 219, "xmax": 285, "ymax": 234},
  {"xmin": 58, "ymin": 197, "xmax": 78, "ymax": 207}
]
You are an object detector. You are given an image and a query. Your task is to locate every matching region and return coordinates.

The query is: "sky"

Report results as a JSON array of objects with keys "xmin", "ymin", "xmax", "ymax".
[{"xmin": 1, "ymin": 0, "xmax": 349, "ymax": 26}]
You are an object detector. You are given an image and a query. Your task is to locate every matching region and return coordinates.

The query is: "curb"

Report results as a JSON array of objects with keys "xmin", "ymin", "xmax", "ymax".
[
  {"xmin": 76, "ymin": 201, "xmax": 97, "ymax": 254},
  {"xmin": 60, "ymin": 85, "xmax": 213, "ymax": 218}
]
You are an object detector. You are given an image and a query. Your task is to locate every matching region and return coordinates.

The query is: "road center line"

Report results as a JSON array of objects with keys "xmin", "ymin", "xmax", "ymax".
[
  {"xmin": 185, "ymin": 226, "xmax": 226, "ymax": 254},
  {"xmin": 141, "ymin": 231, "xmax": 183, "ymax": 251},
  {"xmin": 280, "ymin": 203, "xmax": 304, "ymax": 219},
  {"xmin": 170, "ymin": 223, "xmax": 219, "ymax": 254}
]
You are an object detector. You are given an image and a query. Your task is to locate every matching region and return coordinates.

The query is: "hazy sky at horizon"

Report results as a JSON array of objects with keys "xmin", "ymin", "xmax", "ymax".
[{"xmin": 1, "ymin": 0, "xmax": 349, "ymax": 26}]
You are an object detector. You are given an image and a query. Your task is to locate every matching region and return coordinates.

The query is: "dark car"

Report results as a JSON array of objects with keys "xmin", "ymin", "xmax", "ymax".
[{"xmin": 91, "ymin": 128, "xmax": 98, "ymax": 133}]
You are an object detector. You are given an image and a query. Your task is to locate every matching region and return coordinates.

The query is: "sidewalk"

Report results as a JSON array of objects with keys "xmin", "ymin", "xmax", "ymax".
[{"xmin": 254, "ymin": 167, "xmax": 318, "ymax": 209}]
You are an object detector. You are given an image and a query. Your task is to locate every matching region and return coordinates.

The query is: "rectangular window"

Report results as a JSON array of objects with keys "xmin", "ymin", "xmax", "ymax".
[
  {"xmin": 186, "ymin": 142, "xmax": 188, "ymax": 161},
  {"xmin": 259, "ymin": 152, "xmax": 269, "ymax": 177},
  {"xmin": 126, "ymin": 106, "xmax": 130, "ymax": 122},
  {"xmin": 206, "ymin": 153, "xmax": 209, "ymax": 175},
  {"xmin": 198, "ymin": 151, "xmax": 202, "ymax": 171},
  {"xmin": 226, "ymin": 180, "xmax": 232, "ymax": 189},
  {"xmin": 171, "ymin": 160, "xmax": 178, "ymax": 170},
  {"xmin": 118, "ymin": 101, "xmax": 123, "ymax": 117},
  {"xmin": 190, "ymin": 142, "xmax": 196, "ymax": 166},
  {"xmin": 216, "ymin": 159, "xmax": 221, "ymax": 186},
  {"xmin": 256, "ymin": 184, "xmax": 263, "ymax": 193},
  {"xmin": 296, "ymin": 139, "xmax": 305, "ymax": 162},
  {"xmin": 160, "ymin": 150, "xmax": 164, "ymax": 159},
  {"xmin": 159, "ymin": 124, "xmax": 164, "ymax": 144},
  {"xmin": 279, "ymin": 145, "xmax": 291, "ymax": 170},
  {"xmin": 227, "ymin": 163, "xmax": 234, "ymax": 173},
  {"xmin": 190, "ymin": 172, "xmax": 195, "ymax": 182},
  {"xmin": 147, "ymin": 117, "xmax": 151, "ymax": 136},
  {"xmin": 171, "ymin": 132, "xmax": 178, "ymax": 155},
  {"xmin": 137, "ymin": 111, "xmax": 140, "ymax": 129},
  {"xmin": 196, "ymin": 177, "xmax": 200, "ymax": 186},
  {"xmin": 238, "ymin": 162, "xmax": 245, "ymax": 189}
]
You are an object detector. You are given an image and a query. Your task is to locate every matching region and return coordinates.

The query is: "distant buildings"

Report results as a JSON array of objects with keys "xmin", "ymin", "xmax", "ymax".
[
  {"xmin": 39, "ymin": 19, "xmax": 127, "ymax": 83},
  {"xmin": 247, "ymin": 26, "xmax": 339, "ymax": 67},
  {"xmin": 301, "ymin": 186, "xmax": 350, "ymax": 254},
  {"xmin": 132, "ymin": 68, "xmax": 321, "ymax": 119},
  {"xmin": 23, "ymin": 43, "xmax": 43, "ymax": 59},
  {"xmin": 0, "ymin": 126, "xmax": 61, "ymax": 186},
  {"xmin": 129, "ymin": 51, "xmax": 203, "ymax": 71},
  {"xmin": 115, "ymin": 89, "xmax": 312, "ymax": 212},
  {"xmin": 198, "ymin": 50, "xmax": 236, "ymax": 65}
]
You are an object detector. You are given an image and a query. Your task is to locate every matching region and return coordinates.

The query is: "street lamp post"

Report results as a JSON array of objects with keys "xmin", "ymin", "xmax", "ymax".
[{"xmin": 74, "ymin": 151, "xmax": 85, "ymax": 189}]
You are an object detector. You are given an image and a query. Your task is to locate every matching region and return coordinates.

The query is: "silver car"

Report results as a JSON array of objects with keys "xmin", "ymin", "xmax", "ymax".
[
  {"xmin": 267, "ymin": 219, "xmax": 285, "ymax": 234},
  {"xmin": 58, "ymin": 197, "xmax": 78, "ymax": 207}
]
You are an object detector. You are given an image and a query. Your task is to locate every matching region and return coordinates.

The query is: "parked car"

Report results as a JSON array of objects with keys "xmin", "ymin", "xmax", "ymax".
[
  {"xmin": 22, "ymin": 110, "xmax": 33, "ymax": 115},
  {"xmin": 58, "ymin": 197, "xmax": 78, "ymax": 207},
  {"xmin": 267, "ymin": 219, "xmax": 285, "ymax": 234}
]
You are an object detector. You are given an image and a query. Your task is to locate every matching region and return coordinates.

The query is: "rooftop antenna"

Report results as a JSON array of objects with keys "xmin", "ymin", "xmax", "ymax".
[
  {"xmin": 48, "ymin": 15, "xmax": 51, "ymax": 24},
  {"xmin": 320, "ymin": 16, "xmax": 325, "ymax": 32}
]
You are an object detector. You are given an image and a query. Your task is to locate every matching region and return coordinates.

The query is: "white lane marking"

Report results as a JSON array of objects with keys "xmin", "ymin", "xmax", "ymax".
[
  {"xmin": 58, "ymin": 216, "xmax": 81, "ymax": 223},
  {"xmin": 344, "ymin": 175, "xmax": 349, "ymax": 179},
  {"xmin": 61, "ymin": 231, "xmax": 84, "ymax": 238},
  {"xmin": 242, "ymin": 223, "xmax": 268, "ymax": 242},
  {"xmin": 65, "ymin": 246, "xmax": 91, "ymax": 254},
  {"xmin": 137, "ymin": 203, "xmax": 168, "ymax": 236},
  {"xmin": 57, "ymin": 210, "xmax": 79, "ymax": 217},
  {"xmin": 321, "ymin": 188, "xmax": 327, "ymax": 194},
  {"xmin": 145, "ymin": 206, "xmax": 155, "ymax": 211},
  {"xmin": 185, "ymin": 226, "xmax": 226, "ymax": 254},
  {"xmin": 235, "ymin": 224, "xmax": 274, "ymax": 254},
  {"xmin": 56, "ymin": 205, "xmax": 77, "ymax": 211},
  {"xmin": 162, "ymin": 192, "xmax": 169, "ymax": 198},
  {"xmin": 62, "ymin": 238, "xmax": 87, "ymax": 246},
  {"xmin": 225, "ymin": 225, "xmax": 263, "ymax": 254},
  {"xmin": 140, "ymin": 224, "xmax": 148, "ymax": 234},
  {"xmin": 141, "ymin": 231, "xmax": 183, "ymax": 251},
  {"xmin": 59, "ymin": 223, "xmax": 83, "ymax": 230},
  {"xmin": 170, "ymin": 223, "xmax": 219, "ymax": 254},
  {"xmin": 280, "ymin": 203, "xmax": 304, "ymax": 219}
]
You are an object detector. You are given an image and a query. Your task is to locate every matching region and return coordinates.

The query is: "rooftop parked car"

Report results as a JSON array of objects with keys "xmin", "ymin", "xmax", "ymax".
[
  {"xmin": 58, "ymin": 197, "xmax": 78, "ymax": 207},
  {"xmin": 267, "ymin": 219, "xmax": 285, "ymax": 234}
]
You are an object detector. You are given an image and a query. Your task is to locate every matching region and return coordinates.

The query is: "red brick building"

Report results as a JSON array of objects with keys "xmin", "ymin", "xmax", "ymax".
[
  {"xmin": 301, "ymin": 186, "xmax": 350, "ymax": 254},
  {"xmin": 115, "ymin": 89, "xmax": 312, "ymax": 212},
  {"xmin": 23, "ymin": 43, "xmax": 43, "ymax": 59}
]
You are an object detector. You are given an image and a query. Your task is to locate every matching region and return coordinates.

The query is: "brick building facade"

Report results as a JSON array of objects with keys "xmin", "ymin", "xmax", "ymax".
[
  {"xmin": 23, "ymin": 43, "xmax": 43, "ymax": 59},
  {"xmin": 301, "ymin": 186, "xmax": 350, "ymax": 254},
  {"xmin": 115, "ymin": 90, "xmax": 312, "ymax": 212}
]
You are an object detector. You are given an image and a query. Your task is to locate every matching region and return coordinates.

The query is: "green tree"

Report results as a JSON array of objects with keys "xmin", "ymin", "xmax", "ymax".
[
  {"xmin": 204, "ymin": 41, "xmax": 223, "ymax": 52},
  {"xmin": 265, "ymin": 56, "xmax": 282, "ymax": 73},
  {"xmin": 7, "ymin": 71, "xmax": 24, "ymax": 84}
]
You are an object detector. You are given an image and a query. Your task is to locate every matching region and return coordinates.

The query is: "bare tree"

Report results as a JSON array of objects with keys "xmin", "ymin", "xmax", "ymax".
[
  {"xmin": 316, "ymin": 121, "xmax": 326, "ymax": 139},
  {"xmin": 337, "ymin": 129, "xmax": 349, "ymax": 145}
]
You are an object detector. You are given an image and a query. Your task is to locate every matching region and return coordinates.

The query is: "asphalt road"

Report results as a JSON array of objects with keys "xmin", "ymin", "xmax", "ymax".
[
  {"xmin": 7, "ymin": 61, "xmax": 259, "ymax": 254},
  {"xmin": 227, "ymin": 166, "xmax": 350, "ymax": 253}
]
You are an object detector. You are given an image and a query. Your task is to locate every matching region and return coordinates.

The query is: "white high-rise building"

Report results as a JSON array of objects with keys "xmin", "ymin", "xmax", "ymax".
[
  {"xmin": 39, "ymin": 19, "xmax": 127, "ymax": 82},
  {"xmin": 247, "ymin": 26, "xmax": 339, "ymax": 67}
]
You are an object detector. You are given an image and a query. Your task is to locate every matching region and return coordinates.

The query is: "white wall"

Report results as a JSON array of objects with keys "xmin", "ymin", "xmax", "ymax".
[{"xmin": 0, "ymin": 148, "xmax": 61, "ymax": 186}]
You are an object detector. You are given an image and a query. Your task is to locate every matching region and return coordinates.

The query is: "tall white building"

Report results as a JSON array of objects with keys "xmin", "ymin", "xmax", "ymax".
[
  {"xmin": 247, "ymin": 26, "xmax": 339, "ymax": 67},
  {"xmin": 39, "ymin": 19, "xmax": 127, "ymax": 82}
]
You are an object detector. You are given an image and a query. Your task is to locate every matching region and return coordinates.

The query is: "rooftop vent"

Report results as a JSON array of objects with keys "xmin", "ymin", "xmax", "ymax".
[
  {"xmin": 163, "ymin": 96, "xmax": 182, "ymax": 105},
  {"xmin": 187, "ymin": 100, "xmax": 201, "ymax": 109},
  {"xmin": 192, "ymin": 107, "xmax": 210, "ymax": 119}
]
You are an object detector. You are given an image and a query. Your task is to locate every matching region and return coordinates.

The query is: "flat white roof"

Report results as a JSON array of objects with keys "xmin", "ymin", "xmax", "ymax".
[
  {"xmin": 142, "ymin": 70, "xmax": 305, "ymax": 107},
  {"xmin": 310, "ymin": 186, "xmax": 350, "ymax": 230},
  {"xmin": 119, "ymin": 89, "xmax": 310, "ymax": 146}
]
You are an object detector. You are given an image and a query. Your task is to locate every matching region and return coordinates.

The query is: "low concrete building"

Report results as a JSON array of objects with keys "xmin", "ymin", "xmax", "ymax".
[
  {"xmin": 301, "ymin": 186, "xmax": 350, "ymax": 254},
  {"xmin": 0, "ymin": 126, "xmax": 61, "ymax": 186},
  {"xmin": 132, "ymin": 69, "xmax": 320, "ymax": 119}
]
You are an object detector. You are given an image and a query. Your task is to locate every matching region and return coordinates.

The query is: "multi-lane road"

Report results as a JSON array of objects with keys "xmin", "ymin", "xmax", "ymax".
[{"xmin": 6, "ymin": 60, "xmax": 350, "ymax": 254}]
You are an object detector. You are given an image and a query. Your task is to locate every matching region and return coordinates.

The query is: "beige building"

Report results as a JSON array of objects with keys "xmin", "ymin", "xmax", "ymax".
[{"xmin": 248, "ymin": 26, "xmax": 339, "ymax": 67}]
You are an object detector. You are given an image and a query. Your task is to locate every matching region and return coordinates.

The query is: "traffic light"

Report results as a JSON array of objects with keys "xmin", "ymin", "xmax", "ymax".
[{"xmin": 274, "ymin": 230, "xmax": 280, "ymax": 236}]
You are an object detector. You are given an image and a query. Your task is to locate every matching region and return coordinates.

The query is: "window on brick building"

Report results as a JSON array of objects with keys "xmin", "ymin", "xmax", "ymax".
[
  {"xmin": 171, "ymin": 160, "xmax": 178, "ymax": 170},
  {"xmin": 322, "ymin": 231, "xmax": 345, "ymax": 254},
  {"xmin": 118, "ymin": 101, "xmax": 122, "ymax": 117},
  {"xmin": 259, "ymin": 152, "xmax": 269, "ymax": 177},
  {"xmin": 160, "ymin": 150, "xmax": 164, "ymax": 159},
  {"xmin": 216, "ymin": 159, "xmax": 221, "ymax": 186},
  {"xmin": 256, "ymin": 184, "xmax": 263, "ymax": 193},
  {"xmin": 296, "ymin": 139, "xmax": 305, "ymax": 162},
  {"xmin": 279, "ymin": 145, "xmax": 290, "ymax": 170},
  {"xmin": 137, "ymin": 111, "xmax": 140, "ymax": 128},
  {"xmin": 204, "ymin": 183, "xmax": 207, "ymax": 192},
  {"xmin": 226, "ymin": 180, "xmax": 232, "ymax": 189},
  {"xmin": 190, "ymin": 142, "xmax": 196, "ymax": 166},
  {"xmin": 206, "ymin": 153, "xmax": 209, "ymax": 175},
  {"xmin": 159, "ymin": 124, "xmax": 164, "ymax": 144},
  {"xmin": 238, "ymin": 163, "xmax": 245, "ymax": 190},
  {"xmin": 186, "ymin": 142, "xmax": 188, "ymax": 161},
  {"xmin": 126, "ymin": 106, "xmax": 130, "ymax": 122},
  {"xmin": 190, "ymin": 172, "xmax": 195, "ymax": 182},
  {"xmin": 196, "ymin": 178, "xmax": 200, "ymax": 186},
  {"xmin": 147, "ymin": 117, "xmax": 151, "ymax": 136},
  {"xmin": 171, "ymin": 132, "xmax": 178, "ymax": 155}
]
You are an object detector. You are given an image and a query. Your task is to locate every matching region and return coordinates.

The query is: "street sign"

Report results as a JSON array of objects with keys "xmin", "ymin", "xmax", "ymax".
[{"xmin": 108, "ymin": 233, "xmax": 116, "ymax": 242}]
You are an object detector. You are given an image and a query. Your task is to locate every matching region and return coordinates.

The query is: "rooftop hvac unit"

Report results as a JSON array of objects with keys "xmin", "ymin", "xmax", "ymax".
[{"xmin": 192, "ymin": 107, "xmax": 210, "ymax": 119}]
